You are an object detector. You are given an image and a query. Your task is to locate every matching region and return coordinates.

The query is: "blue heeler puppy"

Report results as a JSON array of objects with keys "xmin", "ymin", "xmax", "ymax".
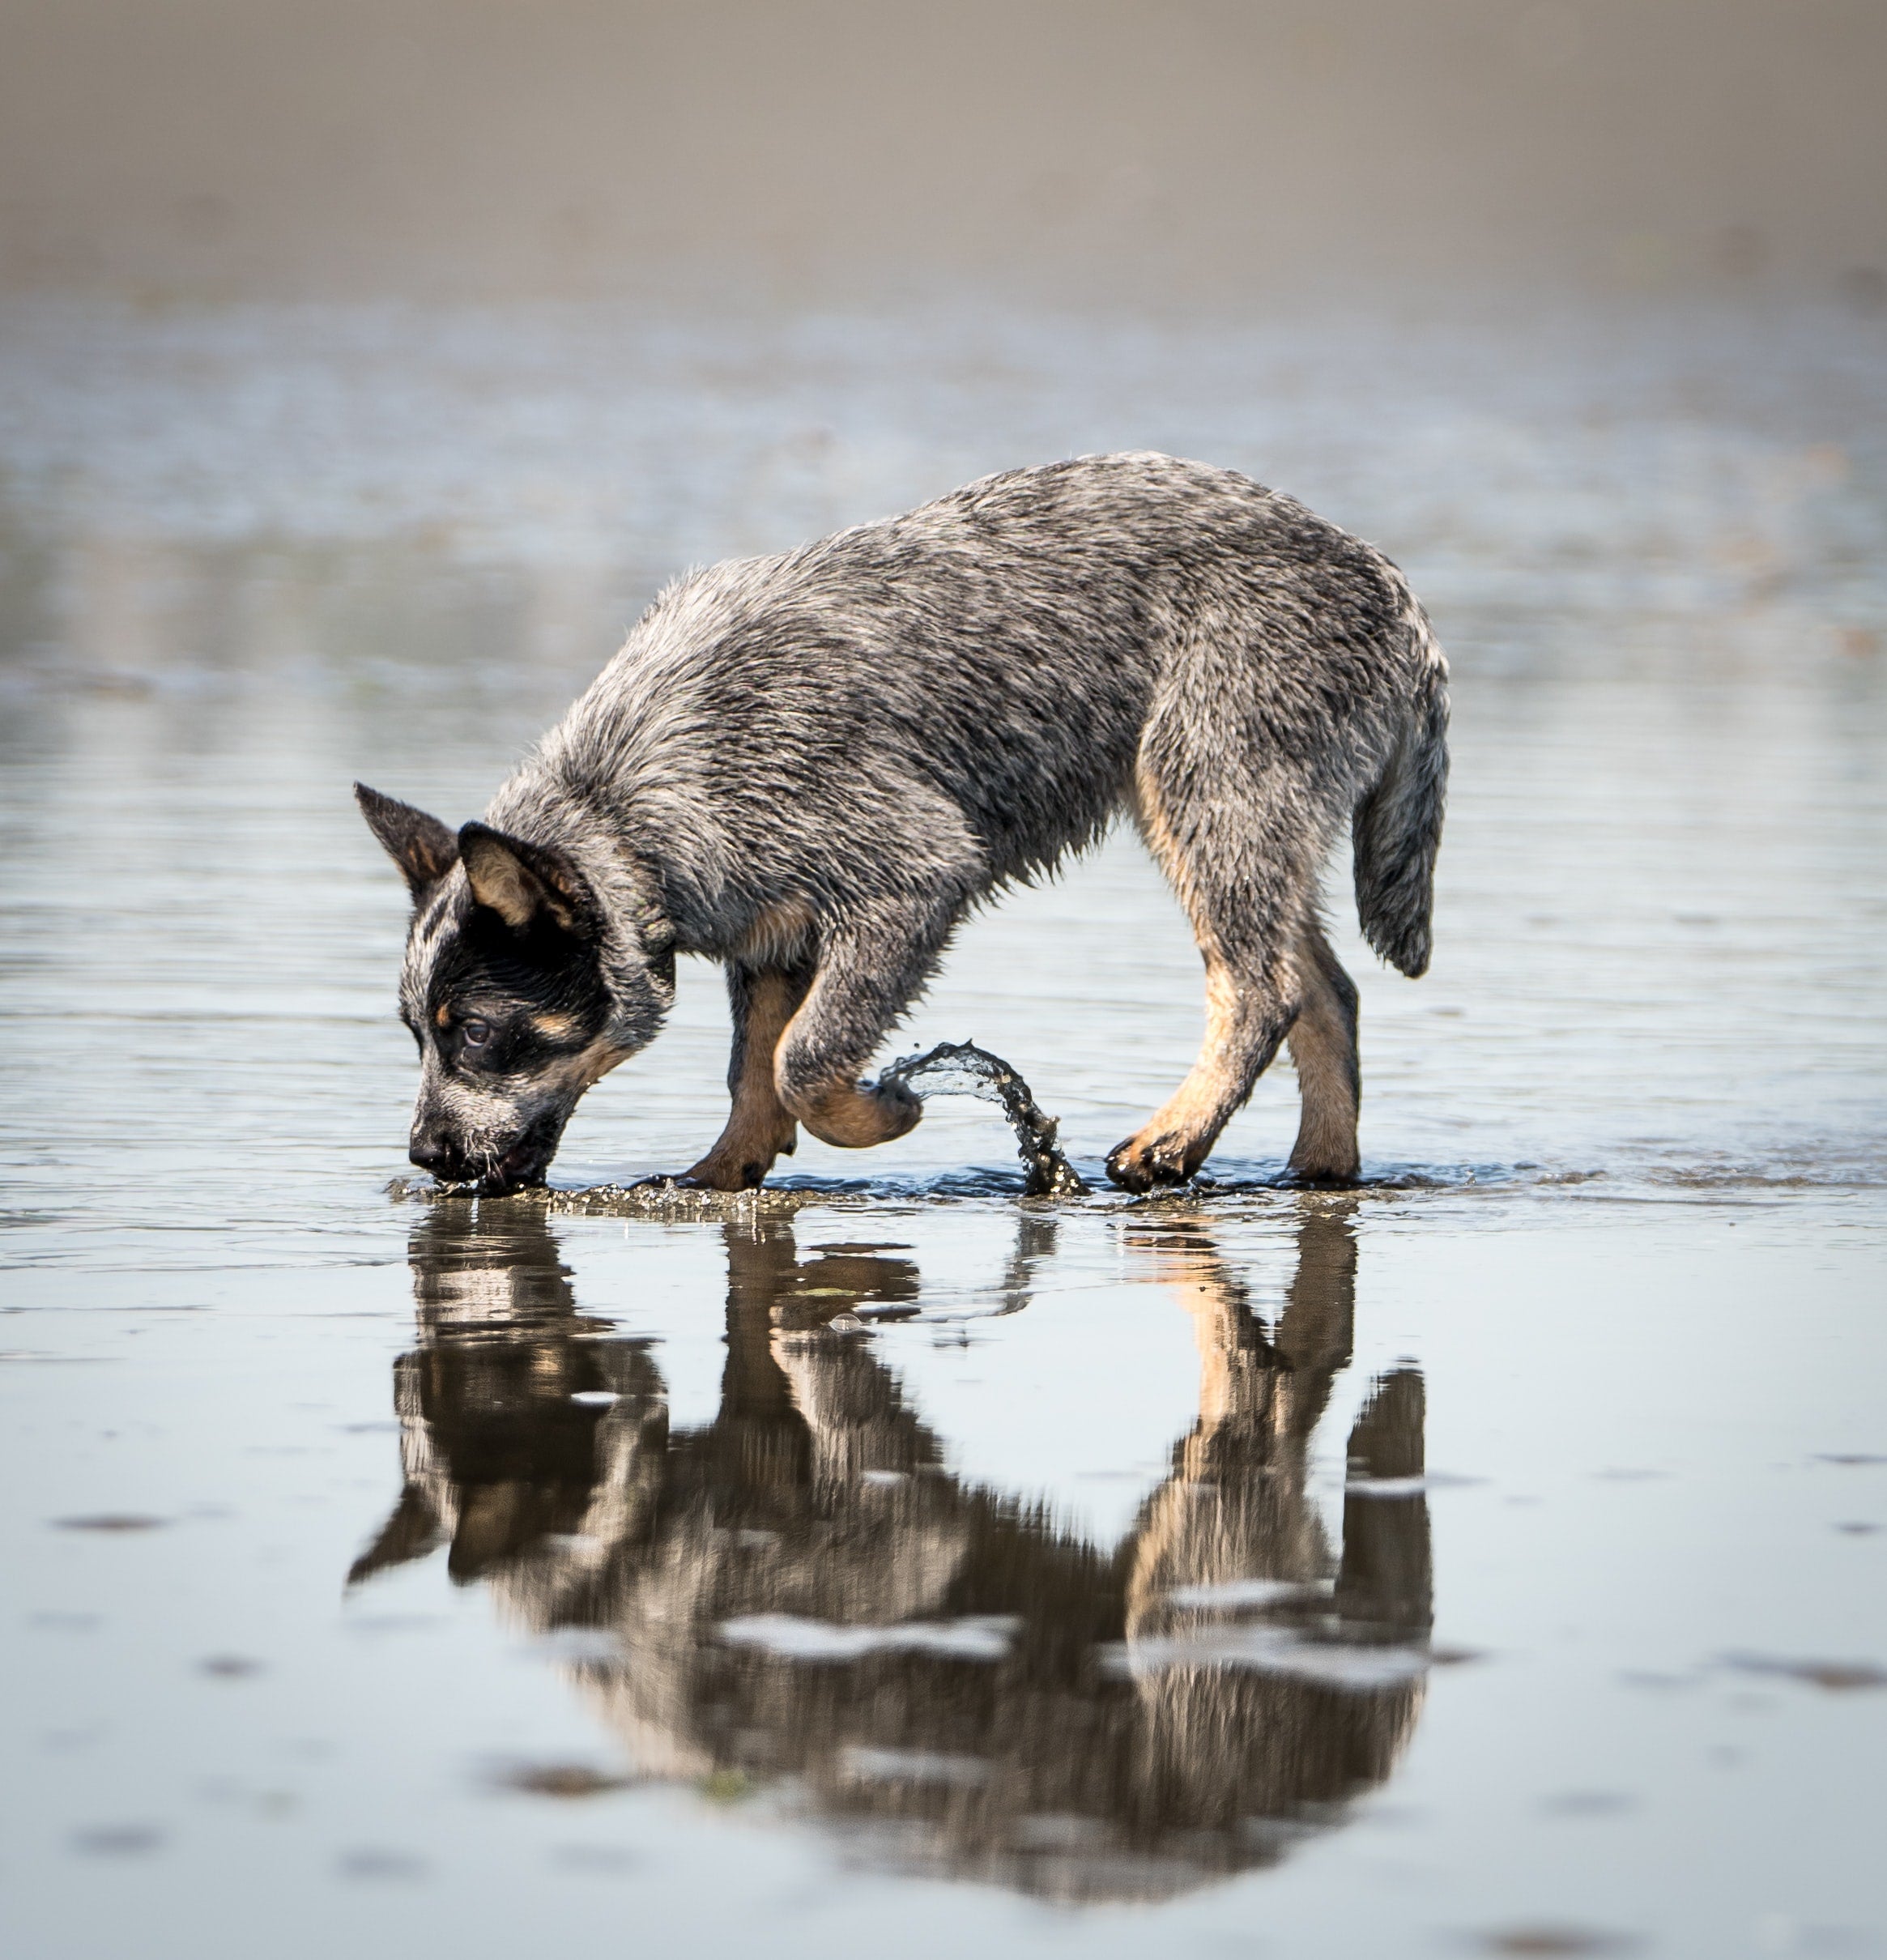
[{"xmin": 356, "ymin": 452, "xmax": 1448, "ymax": 1193}]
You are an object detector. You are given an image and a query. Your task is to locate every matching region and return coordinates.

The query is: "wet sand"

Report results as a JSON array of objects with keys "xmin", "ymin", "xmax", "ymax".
[{"xmin": 1, "ymin": 295, "xmax": 1884, "ymax": 1957}]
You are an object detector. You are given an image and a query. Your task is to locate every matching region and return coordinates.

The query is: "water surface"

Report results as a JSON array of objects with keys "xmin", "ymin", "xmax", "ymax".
[{"xmin": 2, "ymin": 296, "xmax": 1884, "ymax": 1958}]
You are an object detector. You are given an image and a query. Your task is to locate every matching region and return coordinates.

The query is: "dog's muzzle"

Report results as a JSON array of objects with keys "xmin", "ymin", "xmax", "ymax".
[{"xmin": 408, "ymin": 1123, "xmax": 554, "ymax": 1192}]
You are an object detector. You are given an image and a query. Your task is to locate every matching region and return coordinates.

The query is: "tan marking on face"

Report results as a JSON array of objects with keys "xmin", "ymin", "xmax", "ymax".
[
  {"xmin": 433, "ymin": 1003, "xmax": 452, "ymax": 1028},
  {"xmin": 547, "ymin": 1034, "xmax": 633, "ymax": 1093},
  {"xmin": 530, "ymin": 1012, "xmax": 581, "ymax": 1042}
]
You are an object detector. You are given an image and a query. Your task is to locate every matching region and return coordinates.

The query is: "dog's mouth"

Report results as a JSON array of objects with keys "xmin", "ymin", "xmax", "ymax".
[
  {"xmin": 412, "ymin": 1105, "xmax": 571, "ymax": 1195},
  {"xmin": 479, "ymin": 1107, "xmax": 577, "ymax": 1193},
  {"xmin": 474, "ymin": 1139, "xmax": 552, "ymax": 1193},
  {"xmin": 416, "ymin": 1138, "xmax": 553, "ymax": 1195}
]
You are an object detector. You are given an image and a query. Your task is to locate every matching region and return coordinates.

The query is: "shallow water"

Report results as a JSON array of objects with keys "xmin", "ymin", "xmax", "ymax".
[{"xmin": 2, "ymin": 296, "xmax": 1884, "ymax": 1958}]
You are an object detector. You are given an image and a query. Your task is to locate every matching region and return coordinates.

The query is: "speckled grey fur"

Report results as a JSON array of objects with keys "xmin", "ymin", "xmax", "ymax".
[{"xmin": 360, "ymin": 452, "xmax": 1448, "ymax": 1191}]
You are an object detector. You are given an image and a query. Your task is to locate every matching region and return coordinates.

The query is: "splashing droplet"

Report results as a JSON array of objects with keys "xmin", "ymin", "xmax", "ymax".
[{"xmin": 882, "ymin": 1042, "xmax": 1088, "ymax": 1196}]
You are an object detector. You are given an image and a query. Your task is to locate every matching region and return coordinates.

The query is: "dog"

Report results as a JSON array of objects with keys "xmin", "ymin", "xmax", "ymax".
[{"xmin": 356, "ymin": 451, "xmax": 1448, "ymax": 1192}]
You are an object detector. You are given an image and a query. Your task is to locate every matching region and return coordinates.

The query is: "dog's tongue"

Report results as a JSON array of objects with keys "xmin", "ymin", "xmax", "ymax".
[{"xmin": 881, "ymin": 1042, "xmax": 1088, "ymax": 1198}]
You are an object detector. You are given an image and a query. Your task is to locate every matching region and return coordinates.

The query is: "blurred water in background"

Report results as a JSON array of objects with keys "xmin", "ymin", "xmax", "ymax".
[{"xmin": 2, "ymin": 5, "xmax": 1885, "ymax": 1954}]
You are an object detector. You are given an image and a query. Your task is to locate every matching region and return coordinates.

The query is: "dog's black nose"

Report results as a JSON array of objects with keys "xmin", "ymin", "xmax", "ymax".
[{"xmin": 409, "ymin": 1132, "xmax": 462, "ymax": 1179}]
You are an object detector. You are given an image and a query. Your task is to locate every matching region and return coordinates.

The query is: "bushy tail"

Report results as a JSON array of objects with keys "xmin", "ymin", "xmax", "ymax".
[{"xmin": 1353, "ymin": 606, "xmax": 1449, "ymax": 978}]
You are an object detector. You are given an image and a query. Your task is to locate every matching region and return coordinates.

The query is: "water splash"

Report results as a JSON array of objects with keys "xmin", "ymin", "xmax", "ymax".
[{"xmin": 881, "ymin": 1041, "xmax": 1088, "ymax": 1198}]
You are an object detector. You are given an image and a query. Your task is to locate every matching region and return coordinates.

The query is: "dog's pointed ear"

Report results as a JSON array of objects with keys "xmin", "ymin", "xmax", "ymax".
[
  {"xmin": 458, "ymin": 823, "xmax": 599, "ymax": 937},
  {"xmin": 355, "ymin": 783, "xmax": 459, "ymax": 901}
]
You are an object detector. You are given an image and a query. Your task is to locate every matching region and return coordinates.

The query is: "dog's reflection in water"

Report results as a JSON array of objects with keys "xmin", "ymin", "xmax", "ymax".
[{"xmin": 351, "ymin": 1201, "xmax": 1432, "ymax": 1901}]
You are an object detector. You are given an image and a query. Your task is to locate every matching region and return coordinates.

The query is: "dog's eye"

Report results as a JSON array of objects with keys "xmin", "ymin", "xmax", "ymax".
[{"xmin": 461, "ymin": 1017, "xmax": 493, "ymax": 1049}]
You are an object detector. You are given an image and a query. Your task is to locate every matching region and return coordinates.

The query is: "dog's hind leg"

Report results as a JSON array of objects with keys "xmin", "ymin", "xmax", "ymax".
[
  {"xmin": 772, "ymin": 908, "xmax": 955, "ymax": 1152},
  {"xmin": 1107, "ymin": 740, "xmax": 1327, "ymax": 1192},
  {"xmin": 1285, "ymin": 916, "xmax": 1361, "ymax": 1182},
  {"xmin": 682, "ymin": 966, "xmax": 814, "ymax": 1191}
]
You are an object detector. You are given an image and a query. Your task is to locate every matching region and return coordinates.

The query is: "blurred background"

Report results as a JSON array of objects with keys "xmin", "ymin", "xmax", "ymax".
[{"xmin": 4, "ymin": 0, "xmax": 1886, "ymax": 307}]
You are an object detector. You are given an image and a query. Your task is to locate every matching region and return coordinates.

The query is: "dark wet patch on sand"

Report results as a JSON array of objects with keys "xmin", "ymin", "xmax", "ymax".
[
  {"xmin": 488, "ymin": 1760, "xmax": 635, "ymax": 1799},
  {"xmin": 70, "ymin": 1825, "xmax": 164, "ymax": 1857},
  {"xmin": 1472, "ymin": 1926, "xmax": 1640, "ymax": 1955},
  {"xmin": 52, "ymin": 1513, "xmax": 168, "ymax": 1532},
  {"xmin": 336, "ymin": 1847, "xmax": 428, "ymax": 1881},
  {"xmin": 1723, "ymin": 1653, "xmax": 1887, "ymax": 1693}
]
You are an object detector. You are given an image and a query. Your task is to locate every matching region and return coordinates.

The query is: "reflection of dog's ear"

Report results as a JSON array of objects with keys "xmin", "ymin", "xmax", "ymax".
[
  {"xmin": 354, "ymin": 782, "xmax": 459, "ymax": 901},
  {"xmin": 346, "ymin": 1479, "xmax": 442, "ymax": 1588},
  {"xmin": 458, "ymin": 823, "xmax": 600, "ymax": 937}
]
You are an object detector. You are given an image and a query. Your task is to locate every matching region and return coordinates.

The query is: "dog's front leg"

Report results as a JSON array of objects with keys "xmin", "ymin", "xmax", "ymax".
[
  {"xmin": 772, "ymin": 910, "xmax": 952, "ymax": 1152},
  {"xmin": 680, "ymin": 965, "xmax": 813, "ymax": 1191}
]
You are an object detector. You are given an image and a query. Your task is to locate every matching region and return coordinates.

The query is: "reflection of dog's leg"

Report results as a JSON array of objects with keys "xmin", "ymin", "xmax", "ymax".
[
  {"xmin": 1131, "ymin": 1221, "xmax": 1276, "ymax": 1459},
  {"xmin": 1285, "ymin": 919, "xmax": 1361, "ymax": 1182},
  {"xmin": 1335, "ymin": 1367, "xmax": 1432, "ymax": 1634},
  {"xmin": 1122, "ymin": 1208, "xmax": 1429, "ymax": 1826},
  {"xmin": 1271, "ymin": 1203, "xmax": 1358, "ymax": 1433},
  {"xmin": 1109, "ymin": 741, "xmax": 1322, "ymax": 1191},
  {"xmin": 720, "ymin": 1221, "xmax": 807, "ymax": 1430},
  {"xmin": 773, "ymin": 909, "xmax": 956, "ymax": 1150},
  {"xmin": 1122, "ymin": 1218, "xmax": 1297, "ymax": 1630},
  {"xmin": 684, "ymin": 966, "xmax": 812, "ymax": 1191},
  {"xmin": 1123, "ymin": 1206, "xmax": 1358, "ymax": 1629}
]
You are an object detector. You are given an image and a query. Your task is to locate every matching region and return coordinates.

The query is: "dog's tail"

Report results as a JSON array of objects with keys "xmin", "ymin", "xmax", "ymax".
[{"xmin": 1352, "ymin": 599, "xmax": 1449, "ymax": 978}]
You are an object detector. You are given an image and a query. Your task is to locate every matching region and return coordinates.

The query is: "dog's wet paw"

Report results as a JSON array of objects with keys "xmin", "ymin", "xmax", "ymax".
[
  {"xmin": 1105, "ymin": 1133, "xmax": 1198, "ymax": 1192},
  {"xmin": 1281, "ymin": 1164, "xmax": 1361, "ymax": 1190},
  {"xmin": 674, "ymin": 1160, "xmax": 769, "ymax": 1194},
  {"xmin": 792, "ymin": 1076, "xmax": 923, "ymax": 1150}
]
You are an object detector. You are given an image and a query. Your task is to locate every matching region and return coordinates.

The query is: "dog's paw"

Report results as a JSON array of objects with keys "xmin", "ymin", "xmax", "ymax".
[
  {"xmin": 873, "ymin": 1076, "xmax": 924, "ymax": 1138},
  {"xmin": 793, "ymin": 1076, "xmax": 923, "ymax": 1149},
  {"xmin": 675, "ymin": 1156, "xmax": 770, "ymax": 1193},
  {"xmin": 1105, "ymin": 1132, "xmax": 1198, "ymax": 1192},
  {"xmin": 1281, "ymin": 1161, "xmax": 1361, "ymax": 1189}
]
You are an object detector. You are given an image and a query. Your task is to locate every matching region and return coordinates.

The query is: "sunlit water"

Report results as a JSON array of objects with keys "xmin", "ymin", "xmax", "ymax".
[{"xmin": 2, "ymin": 295, "xmax": 1884, "ymax": 1958}]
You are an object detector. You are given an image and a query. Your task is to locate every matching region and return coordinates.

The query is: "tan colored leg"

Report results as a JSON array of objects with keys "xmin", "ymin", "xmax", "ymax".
[
  {"xmin": 769, "ymin": 914, "xmax": 939, "ymax": 1152},
  {"xmin": 1285, "ymin": 921, "xmax": 1361, "ymax": 1182},
  {"xmin": 1107, "ymin": 953, "xmax": 1267, "ymax": 1187},
  {"xmin": 683, "ymin": 970, "xmax": 807, "ymax": 1191},
  {"xmin": 1107, "ymin": 762, "xmax": 1297, "ymax": 1190}
]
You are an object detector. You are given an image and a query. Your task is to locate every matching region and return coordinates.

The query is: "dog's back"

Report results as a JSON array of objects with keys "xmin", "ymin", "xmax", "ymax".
[{"xmin": 513, "ymin": 452, "xmax": 1441, "ymax": 926}]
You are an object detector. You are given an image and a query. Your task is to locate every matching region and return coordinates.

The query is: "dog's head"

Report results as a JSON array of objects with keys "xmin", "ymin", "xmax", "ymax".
[{"xmin": 356, "ymin": 784, "xmax": 674, "ymax": 1191}]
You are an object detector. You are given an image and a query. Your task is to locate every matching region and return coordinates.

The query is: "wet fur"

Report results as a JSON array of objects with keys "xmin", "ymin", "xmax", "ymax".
[{"xmin": 358, "ymin": 451, "xmax": 1448, "ymax": 1191}]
